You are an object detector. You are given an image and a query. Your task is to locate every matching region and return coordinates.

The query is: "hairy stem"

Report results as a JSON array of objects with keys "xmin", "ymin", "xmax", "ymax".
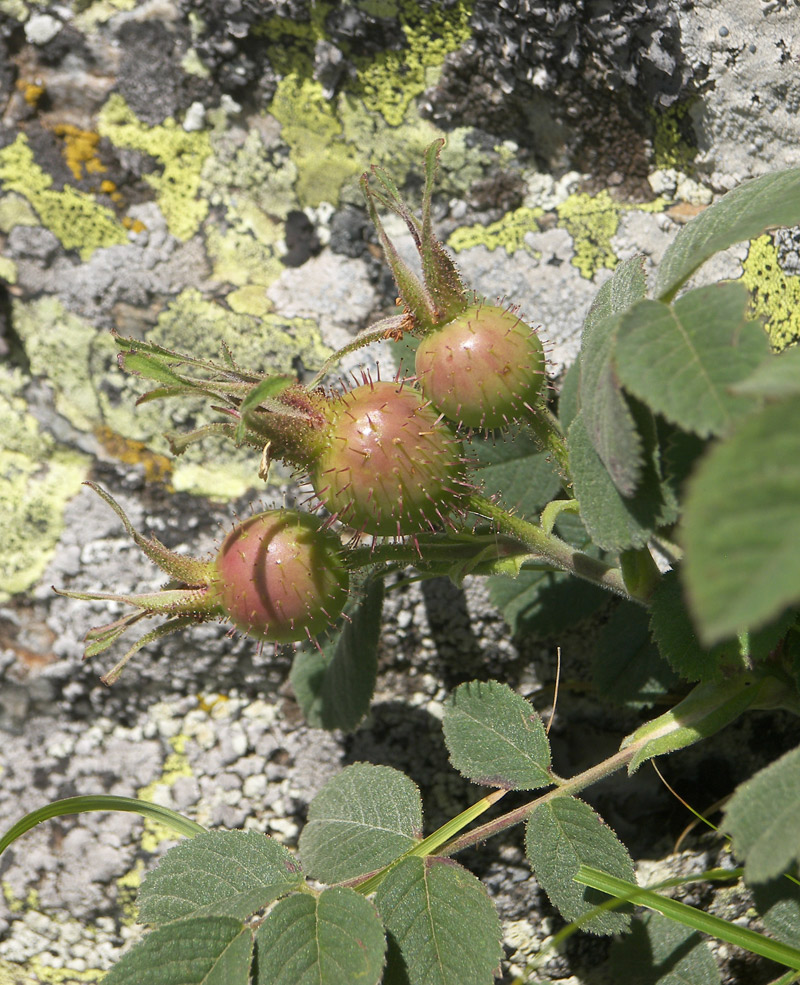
[
  {"xmin": 523, "ymin": 402, "xmax": 572, "ymax": 488},
  {"xmin": 467, "ymin": 494, "xmax": 634, "ymax": 601},
  {"xmin": 440, "ymin": 745, "xmax": 639, "ymax": 857}
]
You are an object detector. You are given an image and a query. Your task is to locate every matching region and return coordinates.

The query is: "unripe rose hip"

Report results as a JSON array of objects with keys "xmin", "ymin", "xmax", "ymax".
[
  {"xmin": 214, "ymin": 510, "xmax": 348, "ymax": 643},
  {"xmin": 415, "ymin": 303, "xmax": 546, "ymax": 429},
  {"xmin": 310, "ymin": 380, "xmax": 467, "ymax": 536}
]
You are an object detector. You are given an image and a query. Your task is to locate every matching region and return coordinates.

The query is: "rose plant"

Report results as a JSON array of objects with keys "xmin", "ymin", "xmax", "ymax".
[{"xmin": 3, "ymin": 142, "xmax": 800, "ymax": 984}]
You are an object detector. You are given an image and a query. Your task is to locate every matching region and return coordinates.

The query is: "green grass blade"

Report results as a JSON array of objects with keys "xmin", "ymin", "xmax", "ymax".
[
  {"xmin": 575, "ymin": 865, "xmax": 800, "ymax": 970},
  {"xmin": 0, "ymin": 796, "xmax": 207, "ymax": 856}
]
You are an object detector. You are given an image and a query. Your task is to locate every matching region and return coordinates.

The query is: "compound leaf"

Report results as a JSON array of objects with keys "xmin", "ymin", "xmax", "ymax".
[
  {"xmin": 616, "ymin": 283, "xmax": 769, "ymax": 437},
  {"xmin": 299, "ymin": 763, "xmax": 422, "ymax": 883},
  {"xmin": 682, "ymin": 396, "xmax": 800, "ymax": 644},
  {"xmin": 254, "ymin": 887, "xmax": 385, "ymax": 985},
  {"xmin": 290, "ymin": 576, "xmax": 384, "ymax": 731},
  {"xmin": 654, "ymin": 168, "xmax": 800, "ymax": 300},
  {"xmin": 375, "ymin": 856, "xmax": 503, "ymax": 985},
  {"xmin": 442, "ymin": 680, "xmax": 551, "ymax": 790},
  {"xmin": 525, "ymin": 796, "xmax": 634, "ymax": 935},
  {"xmin": 138, "ymin": 831, "xmax": 303, "ymax": 926},
  {"xmin": 103, "ymin": 917, "xmax": 252, "ymax": 985},
  {"xmin": 723, "ymin": 744, "xmax": 800, "ymax": 883},
  {"xmin": 609, "ymin": 911, "xmax": 721, "ymax": 985}
]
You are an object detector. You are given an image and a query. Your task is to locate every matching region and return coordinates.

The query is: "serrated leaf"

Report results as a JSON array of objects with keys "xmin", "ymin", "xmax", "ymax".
[
  {"xmin": 583, "ymin": 253, "xmax": 648, "ymax": 337},
  {"xmin": 299, "ymin": 763, "xmax": 422, "ymax": 883},
  {"xmin": 375, "ymin": 856, "xmax": 503, "ymax": 985},
  {"xmin": 579, "ymin": 311, "xmax": 644, "ymax": 496},
  {"xmin": 682, "ymin": 396, "xmax": 800, "ymax": 644},
  {"xmin": 472, "ymin": 430, "xmax": 562, "ymax": 518},
  {"xmin": 254, "ymin": 887, "xmax": 386, "ymax": 985},
  {"xmin": 731, "ymin": 344, "xmax": 800, "ymax": 399},
  {"xmin": 615, "ymin": 283, "xmax": 770, "ymax": 437},
  {"xmin": 577, "ymin": 254, "xmax": 649, "ymax": 496},
  {"xmin": 138, "ymin": 831, "xmax": 303, "ymax": 926},
  {"xmin": 649, "ymin": 570, "xmax": 794, "ymax": 681},
  {"xmin": 103, "ymin": 917, "xmax": 252, "ymax": 985},
  {"xmin": 753, "ymin": 876, "xmax": 800, "ymax": 949},
  {"xmin": 568, "ymin": 412, "xmax": 677, "ymax": 552},
  {"xmin": 525, "ymin": 796, "xmax": 634, "ymax": 935},
  {"xmin": 290, "ymin": 577, "xmax": 384, "ymax": 731},
  {"xmin": 442, "ymin": 680, "xmax": 551, "ymax": 790},
  {"xmin": 723, "ymin": 744, "xmax": 800, "ymax": 883},
  {"xmin": 609, "ymin": 911, "xmax": 721, "ymax": 985},
  {"xmin": 488, "ymin": 567, "xmax": 609, "ymax": 638},
  {"xmin": 593, "ymin": 601, "xmax": 680, "ymax": 708},
  {"xmin": 655, "ymin": 168, "xmax": 800, "ymax": 301},
  {"xmin": 558, "ymin": 354, "xmax": 581, "ymax": 431}
]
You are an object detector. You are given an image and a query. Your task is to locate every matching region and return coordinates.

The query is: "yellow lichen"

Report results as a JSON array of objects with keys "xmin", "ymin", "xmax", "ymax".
[
  {"xmin": 740, "ymin": 234, "xmax": 800, "ymax": 351},
  {"xmin": 556, "ymin": 190, "xmax": 621, "ymax": 278},
  {"xmin": 0, "ymin": 134, "xmax": 128, "ymax": 259},
  {"xmin": 448, "ymin": 206, "xmax": 544, "ymax": 255},
  {"xmin": 651, "ymin": 103, "xmax": 697, "ymax": 172},
  {"xmin": 269, "ymin": 75, "xmax": 361, "ymax": 206},
  {"xmin": 98, "ymin": 94, "xmax": 212, "ymax": 241},
  {"xmin": 136, "ymin": 736, "xmax": 194, "ymax": 853}
]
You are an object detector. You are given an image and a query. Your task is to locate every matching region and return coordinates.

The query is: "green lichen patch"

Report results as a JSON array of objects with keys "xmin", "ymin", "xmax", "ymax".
[
  {"xmin": 448, "ymin": 206, "xmax": 544, "ymax": 254},
  {"xmin": 0, "ymin": 193, "xmax": 38, "ymax": 233},
  {"xmin": 0, "ymin": 367, "xmax": 90, "ymax": 600},
  {"xmin": 13, "ymin": 297, "xmax": 117, "ymax": 431},
  {"xmin": 0, "ymin": 135, "xmax": 129, "ymax": 260},
  {"xmin": 740, "ymin": 234, "xmax": 800, "ymax": 351},
  {"xmin": 0, "ymin": 256, "xmax": 17, "ymax": 284},
  {"xmin": 98, "ymin": 94, "xmax": 212, "ymax": 240},
  {"xmin": 270, "ymin": 75, "xmax": 362, "ymax": 206},
  {"xmin": 556, "ymin": 189, "xmax": 622, "ymax": 279},
  {"xmin": 651, "ymin": 102, "xmax": 697, "ymax": 172},
  {"xmin": 347, "ymin": 0, "xmax": 474, "ymax": 127}
]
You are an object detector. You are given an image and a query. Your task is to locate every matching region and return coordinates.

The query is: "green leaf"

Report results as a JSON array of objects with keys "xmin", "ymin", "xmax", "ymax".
[
  {"xmin": 0, "ymin": 795, "xmax": 205, "ymax": 858},
  {"xmin": 583, "ymin": 253, "xmax": 648, "ymax": 336},
  {"xmin": 254, "ymin": 887, "xmax": 386, "ymax": 985},
  {"xmin": 650, "ymin": 570, "xmax": 794, "ymax": 681},
  {"xmin": 579, "ymin": 311, "xmax": 644, "ymax": 496},
  {"xmin": 753, "ymin": 876, "xmax": 800, "ymax": 950},
  {"xmin": 577, "ymin": 254, "xmax": 649, "ymax": 496},
  {"xmin": 616, "ymin": 283, "xmax": 770, "ymax": 437},
  {"xmin": 621, "ymin": 673, "xmax": 774, "ymax": 774},
  {"xmin": 488, "ymin": 567, "xmax": 609, "ymax": 637},
  {"xmin": 138, "ymin": 831, "xmax": 304, "ymax": 926},
  {"xmin": 682, "ymin": 396, "xmax": 800, "ymax": 644},
  {"xmin": 731, "ymin": 345, "xmax": 800, "ymax": 400},
  {"xmin": 235, "ymin": 375, "xmax": 296, "ymax": 441},
  {"xmin": 471, "ymin": 430, "xmax": 562, "ymax": 518},
  {"xmin": 558, "ymin": 354, "xmax": 581, "ymax": 431},
  {"xmin": 374, "ymin": 856, "xmax": 503, "ymax": 985},
  {"xmin": 593, "ymin": 602, "xmax": 680, "ymax": 708},
  {"xmin": 723, "ymin": 744, "xmax": 800, "ymax": 883},
  {"xmin": 609, "ymin": 911, "xmax": 721, "ymax": 985},
  {"xmin": 568, "ymin": 411, "xmax": 677, "ymax": 552},
  {"xmin": 654, "ymin": 168, "xmax": 800, "ymax": 301},
  {"xmin": 290, "ymin": 577, "xmax": 384, "ymax": 731},
  {"xmin": 299, "ymin": 763, "xmax": 422, "ymax": 883},
  {"xmin": 103, "ymin": 917, "xmax": 252, "ymax": 985},
  {"xmin": 525, "ymin": 796, "xmax": 635, "ymax": 935},
  {"xmin": 442, "ymin": 680, "xmax": 551, "ymax": 790}
]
